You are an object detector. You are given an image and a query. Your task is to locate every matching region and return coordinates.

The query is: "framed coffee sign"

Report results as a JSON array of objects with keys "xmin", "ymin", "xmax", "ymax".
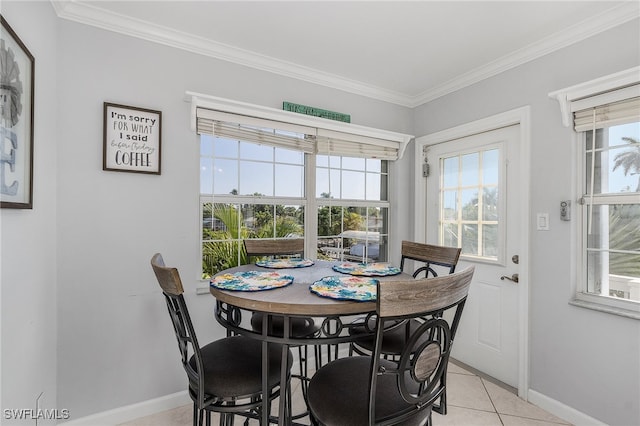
[
  {"xmin": 1, "ymin": 15, "xmax": 35, "ymax": 209},
  {"xmin": 103, "ymin": 102, "xmax": 161, "ymax": 174}
]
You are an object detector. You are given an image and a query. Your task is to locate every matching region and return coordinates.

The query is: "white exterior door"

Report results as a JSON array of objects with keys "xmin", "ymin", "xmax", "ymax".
[{"xmin": 419, "ymin": 124, "xmax": 525, "ymax": 390}]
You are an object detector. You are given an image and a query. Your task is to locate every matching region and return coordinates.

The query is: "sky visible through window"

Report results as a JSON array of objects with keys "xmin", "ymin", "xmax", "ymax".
[
  {"xmin": 200, "ymin": 135, "xmax": 385, "ymax": 200},
  {"xmin": 596, "ymin": 122, "xmax": 640, "ymax": 193}
]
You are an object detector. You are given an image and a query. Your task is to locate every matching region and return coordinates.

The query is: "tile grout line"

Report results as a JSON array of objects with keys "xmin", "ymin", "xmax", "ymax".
[
  {"xmin": 479, "ymin": 376, "xmax": 506, "ymax": 426},
  {"xmin": 478, "ymin": 377, "xmax": 572, "ymax": 426}
]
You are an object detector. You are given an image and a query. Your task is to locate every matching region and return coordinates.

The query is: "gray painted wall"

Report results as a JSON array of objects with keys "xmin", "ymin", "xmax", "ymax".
[
  {"xmin": 1, "ymin": 1, "xmax": 638, "ymax": 425},
  {"xmin": 1, "ymin": 2, "xmax": 58, "ymax": 424},
  {"xmin": 413, "ymin": 19, "xmax": 640, "ymax": 426}
]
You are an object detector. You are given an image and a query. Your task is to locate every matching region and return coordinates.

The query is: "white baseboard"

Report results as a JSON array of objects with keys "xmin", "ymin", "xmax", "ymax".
[
  {"xmin": 527, "ymin": 389, "xmax": 606, "ymax": 426},
  {"xmin": 55, "ymin": 346, "xmax": 321, "ymax": 426},
  {"xmin": 58, "ymin": 391, "xmax": 190, "ymax": 426},
  {"xmin": 56, "ymin": 359, "xmax": 606, "ymax": 426}
]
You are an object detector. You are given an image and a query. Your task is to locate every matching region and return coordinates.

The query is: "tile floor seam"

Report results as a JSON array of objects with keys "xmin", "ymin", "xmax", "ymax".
[
  {"xmin": 480, "ymin": 377, "xmax": 506, "ymax": 426},
  {"xmin": 447, "ymin": 403, "xmax": 499, "ymax": 414},
  {"xmin": 499, "ymin": 412, "xmax": 572, "ymax": 425}
]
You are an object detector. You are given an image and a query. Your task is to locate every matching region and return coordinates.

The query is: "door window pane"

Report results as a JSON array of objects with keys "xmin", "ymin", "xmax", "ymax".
[
  {"xmin": 461, "ymin": 189, "xmax": 479, "ymax": 221},
  {"xmin": 443, "ymin": 157, "xmax": 458, "ymax": 187},
  {"xmin": 461, "ymin": 152, "xmax": 479, "ymax": 187},
  {"xmin": 483, "ymin": 149, "xmax": 499, "ymax": 185},
  {"xmin": 440, "ymin": 148, "xmax": 500, "ymax": 260}
]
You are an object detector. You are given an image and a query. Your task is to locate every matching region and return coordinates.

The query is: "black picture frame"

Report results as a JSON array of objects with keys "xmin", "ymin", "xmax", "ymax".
[
  {"xmin": 103, "ymin": 102, "xmax": 162, "ymax": 175},
  {"xmin": 1, "ymin": 15, "xmax": 35, "ymax": 209}
]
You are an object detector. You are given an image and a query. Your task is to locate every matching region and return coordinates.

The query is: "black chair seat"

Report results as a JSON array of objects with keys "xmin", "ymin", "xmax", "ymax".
[
  {"xmin": 251, "ymin": 312, "xmax": 319, "ymax": 338},
  {"xmin": 189, "ymin": 335, "xmax": 292, "ymax": 398},
  {"xmin": 350, "ymin": 318, "xmax": 428, "ymax": 355},
  {"xmin": 307, "ymin": 357, "xmax": 430, "ymax": 426}
]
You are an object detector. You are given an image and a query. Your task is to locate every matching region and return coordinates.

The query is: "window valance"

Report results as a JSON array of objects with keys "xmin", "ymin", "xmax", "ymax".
[
  {"xmin": 572, "ymin": 93, "xmax": 640, "ymax": 132},
  {"xmin": 187, "ymin": 91, "xmax": 413, "ymax": 160},
  {"xmin": 548, "ymin": 66, "xmax": 640, "ymax": 129}
]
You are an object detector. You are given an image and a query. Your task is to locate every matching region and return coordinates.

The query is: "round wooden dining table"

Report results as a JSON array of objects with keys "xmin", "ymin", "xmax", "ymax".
[{"xmin": 209, "ymin": 259, "xmax": 411, "ymax": 425}]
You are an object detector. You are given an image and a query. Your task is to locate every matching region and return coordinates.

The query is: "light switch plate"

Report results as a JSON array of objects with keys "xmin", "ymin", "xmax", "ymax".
[{"xmin": 537, "ymin": 213, "xmax": 549, "ymax": 231}]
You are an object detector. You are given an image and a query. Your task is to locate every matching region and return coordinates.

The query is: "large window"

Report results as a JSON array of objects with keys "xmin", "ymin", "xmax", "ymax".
[
  {"xmin": 551, "ymin": 69, "xmax": 640, "ymax": 317},
  {"xmin": 581, "ymin": 121, "xmax": 640, "ymax": 305},
  {"xmin": 191, "ymin": 93, "xmax": 412, "ymax": 279},
  {"xmin": 200, "ymin": 134, "xmax": 389, "ymax": 278}
]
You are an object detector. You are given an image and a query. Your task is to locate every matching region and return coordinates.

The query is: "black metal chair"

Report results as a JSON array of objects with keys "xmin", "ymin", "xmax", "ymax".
[
  {"xmin": 307, "ymin": 266, "xmax": 474, "ymax": 426},
  {"xmin": 349, "ymin": 241, "xmax": 462, "ymax": 415},
  {"xmin": 243, "ymin": 239, "xmax": 321, "ymax": 410},
  {"xmin": 151, "ymin": 253, "xmax": 293, "ymax": 426}
]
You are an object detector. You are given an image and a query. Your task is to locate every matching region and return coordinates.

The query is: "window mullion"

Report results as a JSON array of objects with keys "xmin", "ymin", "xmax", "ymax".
[{"xmin": 305, "ymin": 153, "xmax": 317, "ymax": 259}]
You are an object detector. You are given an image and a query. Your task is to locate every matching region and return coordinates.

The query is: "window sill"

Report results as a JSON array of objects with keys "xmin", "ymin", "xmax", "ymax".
[{"xmin": 569, "ymin": 297, "xmax": 640, "ymax": 320}]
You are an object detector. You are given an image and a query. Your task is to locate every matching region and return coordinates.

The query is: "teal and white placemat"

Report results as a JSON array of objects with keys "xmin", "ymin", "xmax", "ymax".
[
  {"xmin": 332, "ymin": 262, "xmax": 401, "ymax": 277},
  {"xmin": 309, "ymin": 276, "xmax": 379, "ymax": 302},
  {"xmin": 211, "ymin": 271, "xmax": 294, "ymax": 291},
  {"xmin": 255, "ymin": 258, "xmax": 315, "ymax": 269}
]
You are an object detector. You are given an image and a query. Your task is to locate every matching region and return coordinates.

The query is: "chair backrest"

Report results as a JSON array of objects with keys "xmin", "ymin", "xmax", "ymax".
[
  {"xmin": 368, "ymin": 266, "xmax": 475, "ymax": 424},
  {"xmin": 244, "ymin": 238, "xmax": 304, "ymax": 259},
  {"xmin": 400, "ymin": 240, "xmax": 462, "ymax": 278},
  {"xmin": 150, "ymin": 253, "xmax": 206, "ymax": 408}
]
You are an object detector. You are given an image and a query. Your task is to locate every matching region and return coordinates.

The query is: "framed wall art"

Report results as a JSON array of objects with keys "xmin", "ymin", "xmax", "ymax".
[
  {"xmin": 1, "ymin": 15, "xmax": 35, "ymax": 209},
  {"xmin": 103, "ymin": 102, "xmax": 162, "ymax": 174}
]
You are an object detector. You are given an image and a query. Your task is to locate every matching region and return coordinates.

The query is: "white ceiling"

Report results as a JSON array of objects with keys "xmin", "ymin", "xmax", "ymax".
[{"xmin": 52, "ymin": 1, "xmax": 639, "ymax": 107}]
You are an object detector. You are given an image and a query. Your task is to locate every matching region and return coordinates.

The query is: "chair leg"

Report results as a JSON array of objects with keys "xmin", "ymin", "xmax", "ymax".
[
  {"xmin": 433, "ymin": 363, "xmax": 448, "ymax": 415},
  {"xmin": 298, "ymin": 345, "xmax": 308, "ymax": 399},
  {"xmin": 287, "ymin": 378, "xmax": 293, "ymax": 424},
  {"xmin": 192, "ymin": 404, "xmax": 198, "ymax": 426},
  {"xmin": 197, "ymin": 407, "xmax": 205, "ymax": 426},
  {"xmin": 219, "ymin": 413, "xmax": 234, "ymax": 426}
]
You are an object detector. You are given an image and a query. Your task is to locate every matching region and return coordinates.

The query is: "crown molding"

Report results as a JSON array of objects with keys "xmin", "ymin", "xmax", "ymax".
[
  {"xmin": 411, "ymin": 2, "xmax": 640, "ymax": 107},
  {"xmin": 52, "ymin": 1, "xmax": 639, "ymax": 108}
]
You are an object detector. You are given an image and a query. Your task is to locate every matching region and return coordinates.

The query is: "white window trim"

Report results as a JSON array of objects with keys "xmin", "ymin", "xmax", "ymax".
[{"xmin": 549, "ymin": 66, "xmax": 640, "ymax": 320}]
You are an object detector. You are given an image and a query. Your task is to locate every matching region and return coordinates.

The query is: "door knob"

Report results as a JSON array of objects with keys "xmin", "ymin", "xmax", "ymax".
[{"xmin": 501, "ymin": 273, "xmax": 519, "ymax": 283}]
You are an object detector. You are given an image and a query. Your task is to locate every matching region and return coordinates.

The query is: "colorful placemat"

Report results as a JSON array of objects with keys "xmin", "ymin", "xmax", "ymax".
[
  {"xmin": 309, "ymin": 276, "xmax": 379, "ymax": 302},
  {"xmin": 210, "ymin": 271, "xmax": 294, "ymax": 291},
  {"xmin": 332, "ymin": 262, "xmax": 401, "ymax": 277},
  {"xmin": 255, "ymin": 258, "xmax": 315, "ymax": 269}
]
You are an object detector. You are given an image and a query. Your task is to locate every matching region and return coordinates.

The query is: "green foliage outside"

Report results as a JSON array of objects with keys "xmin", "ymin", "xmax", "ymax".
[
  {"xmin": 609, "ymin": 137, "xmax": 640, "ymax": 278},
  {"xmin": 202, "ymin": 202, "xmax": 304, "ymax": 279},
  {"xmin": 609, "ymin": 204, "xmax": 640, "ymax": 278}
]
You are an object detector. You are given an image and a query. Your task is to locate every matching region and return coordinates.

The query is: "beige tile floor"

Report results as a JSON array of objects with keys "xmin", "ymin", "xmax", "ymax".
[{"xmin": 119, "ymin": 360, "xmax": 570, "ymax": 426}]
